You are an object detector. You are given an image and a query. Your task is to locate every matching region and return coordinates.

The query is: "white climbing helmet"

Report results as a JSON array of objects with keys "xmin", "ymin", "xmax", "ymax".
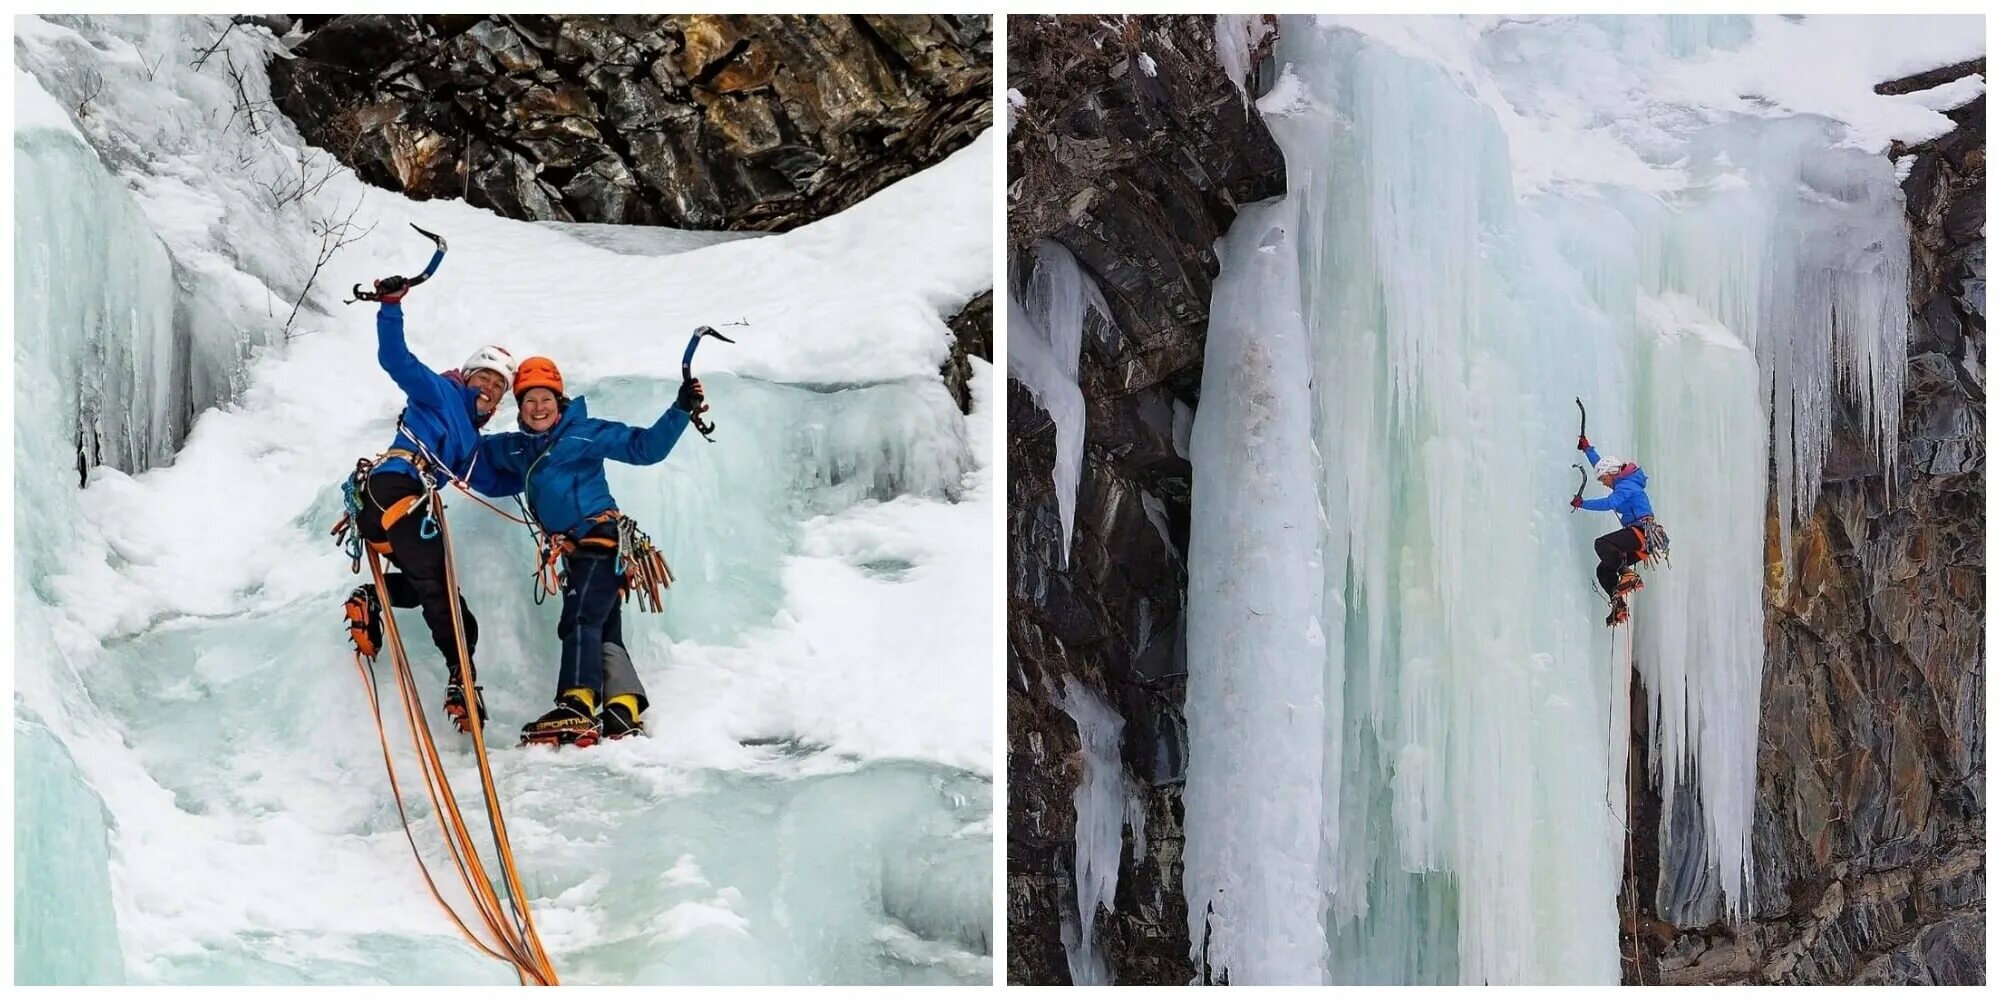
[
  {"xmin": 461, "ymin": 344, "xmax": 517, "ymax": 383},
  {"xmin": 1594, "ymin": 455, "xmax": 1627, "ymax": 478}
]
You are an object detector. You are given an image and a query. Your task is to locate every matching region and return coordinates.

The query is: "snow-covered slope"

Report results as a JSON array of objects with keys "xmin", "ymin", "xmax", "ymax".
[{"xmin": 14, "ymin": 14, "xmax": 991, "ymax": 985}]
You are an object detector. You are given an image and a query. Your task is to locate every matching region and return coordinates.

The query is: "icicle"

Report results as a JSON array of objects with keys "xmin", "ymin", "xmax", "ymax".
[
  {"xmin": 1213, "ymin": 15, "xmax": 1265, "ymax": 108},
  {"xmin": 1056, "ymin": 676, "xmax": 1143, "ymax": 986},
  {"xmin": 1009, "ymin": 241, "xmax": 1113, "ymax": 566}
]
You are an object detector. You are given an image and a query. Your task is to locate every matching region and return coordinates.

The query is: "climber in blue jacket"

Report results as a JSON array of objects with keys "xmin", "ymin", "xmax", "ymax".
[
  {"xmin": 1570, "ymin": 433, "xmax": 1656, "ymax": 625},
  {"xmin": 343, "ymin": 279, "xmax": 524, "ymax": 731},
  {"xmin": 478, "ymin": 356, "xmax": 704, "ymax": 747}
]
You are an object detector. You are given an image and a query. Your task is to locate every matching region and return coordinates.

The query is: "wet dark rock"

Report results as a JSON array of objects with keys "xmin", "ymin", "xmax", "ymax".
[
  {"xmin": 268, "ymin": 14, "xmax": 991, "ymax": 230},
  {"xmin": 1010, "ymin": 14, "xmax": 1285, "ymax": 402},
  {"xmin": 943, "ymin": 291, "xmax": 993, "ymax": 415},
  {"xmin": 1007, "ymin": 14, "xmax": 1283, "ymax": 986}
]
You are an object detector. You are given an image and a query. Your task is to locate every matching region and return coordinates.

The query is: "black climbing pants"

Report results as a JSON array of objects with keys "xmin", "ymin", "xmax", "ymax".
[
  {"xmin": 1593, "ymin": 526, "xmax": 1646, "ymax": 599},
  {"xmin": 358, "ymin": 471, "xmax": 478, "ymax": 675}
]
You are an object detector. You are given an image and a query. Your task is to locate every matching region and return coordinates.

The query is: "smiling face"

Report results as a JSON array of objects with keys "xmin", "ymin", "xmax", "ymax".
[
  {"xmin": 519, "ymin": 387, "xmax": 562, "ymax": 432},
  {"xmin": 465, "ymin": 368, "xmax": 508, "ymax": 416}
]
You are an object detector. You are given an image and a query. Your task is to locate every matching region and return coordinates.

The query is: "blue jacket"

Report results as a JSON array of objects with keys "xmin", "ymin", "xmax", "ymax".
[
  {"xmin": 371, "ymin": 303, "xmax": 516, "ymax": 496},
  {"xmin": 1580, "ymin": 445, "xmax": 1653, "ymax": 526},
  {"xmin": 477, "ymin": 395, "xmax": 691, "ymax": 539}
]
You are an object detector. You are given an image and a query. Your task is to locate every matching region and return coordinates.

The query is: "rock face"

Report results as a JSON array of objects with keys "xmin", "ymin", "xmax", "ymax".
[
  {"xmin": 1006, "ymin": 14, "xmax": 1284, "ymax": 986},
  {"xmin": 267, "ymin": 15, "xmax": 990, "ymax": 230},
  {"xmin": 943, "ymin": 290, "xmax": 993, "ymax": 414},
  {"xmin": 1633, "ymin": 69, "xmax": 1985, "ymax": 986}
]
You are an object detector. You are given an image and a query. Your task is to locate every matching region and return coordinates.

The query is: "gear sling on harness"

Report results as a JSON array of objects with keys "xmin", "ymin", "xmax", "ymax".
[
  {"xmin": 331, "ymin": 451, "xmax": 560, "ymax": 986},
  {"xmin": 1634, "ymin": 517, "xmax": 1670, "ymax": 566},
  {"xmin": 529, "ymin": 510, "xmax": 675, "ymax": 612}
]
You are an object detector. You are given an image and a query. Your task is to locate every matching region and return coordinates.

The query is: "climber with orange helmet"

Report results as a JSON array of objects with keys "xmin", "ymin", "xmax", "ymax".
[
  {"xmin": 479, "ymin": 356, "xmax": 707, "ymax": 746},
  {"xmin": 342, "ymin": 277, "xmax": 523, "ymax": 731}
]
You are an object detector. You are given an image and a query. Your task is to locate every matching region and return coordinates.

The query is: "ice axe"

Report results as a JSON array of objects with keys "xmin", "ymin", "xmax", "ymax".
[
  {"xmin": 347, "ymin": 224, "xmax": 448, "ymax": 303},
  {"xmin": 682, "ymin": 325, "xmax": 736, "ymax": 442},
  {"xmin": 1570, "ymin": 397, "xmax": 1590, "ymax": 509}
]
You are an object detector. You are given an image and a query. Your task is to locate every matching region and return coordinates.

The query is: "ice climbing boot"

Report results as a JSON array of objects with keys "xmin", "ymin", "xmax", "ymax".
[
  {"xmin": 520, "ymin": 695, "xmax": 599, "ymax": 748},
  {"xmin": 443, "ymin": 667, "xmax": 488, "ymax": 734},
  {"xmin": 1614, "ymin": 568, "xmax": 1645, "ymax": 598},
  {"xmin": 1605, "ymin": 598, "xmax": 1630, "ymax": 628},
  {"xmin": 343, "ymin": 586, "xmax": 382, "ymax": 658},
  {"xmin": 600, "ymin": 700, "xmax": 644, "ymax": 741}
]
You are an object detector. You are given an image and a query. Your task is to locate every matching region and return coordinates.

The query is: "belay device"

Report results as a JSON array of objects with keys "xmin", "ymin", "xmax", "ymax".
[
  {"xmin": 347, "ymin": 224, "xmax": 448, "ymax": 303},
  {"xmin": 682, "ymin": 324, "xmax": 735, "ymax": 442}
]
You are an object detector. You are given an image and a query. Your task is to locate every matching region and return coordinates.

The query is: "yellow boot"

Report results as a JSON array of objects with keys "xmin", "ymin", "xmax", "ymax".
[{"xmin": 602, "ymin": 694, "xmax": 643, "ymax": 740}]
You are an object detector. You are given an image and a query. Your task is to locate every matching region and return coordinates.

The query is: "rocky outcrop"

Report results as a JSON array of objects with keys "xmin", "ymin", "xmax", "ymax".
[
  {"xmin": 1006, "ymin": 14, "xmax": 1284, "ymax": 986},
  {"xmin": 1633, "ymin": 68, "xmax": 1985, "ymax": 986},
  {"xmin": 943, "ymin": 290, "xmax": 993, "ymax": 414},
  {"xmin": 267, "ymin": 15, "xmax": 990, "ymax": 230}
]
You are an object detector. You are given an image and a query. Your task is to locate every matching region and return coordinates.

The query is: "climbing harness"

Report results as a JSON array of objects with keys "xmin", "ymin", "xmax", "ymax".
[
  {"xmin": 682, "ymin": 325, "xmax": 735, "ymax": 442},
  {"xmin": 529, "ymin": 511, "xmax": 675, "ymax": 612},
  {"xmin": 347, "ymin": 224, "xmax": 448, "ymax": 304}
]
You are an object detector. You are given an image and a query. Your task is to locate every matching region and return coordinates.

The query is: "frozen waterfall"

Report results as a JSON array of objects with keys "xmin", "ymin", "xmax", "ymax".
[
  {"xmin": 14, "ymin": 14, "xmax": 992, "ymax": 986},
  {"xmin": 1181, "ymin": 14, "xmax": 1974, "ymax": 985}
]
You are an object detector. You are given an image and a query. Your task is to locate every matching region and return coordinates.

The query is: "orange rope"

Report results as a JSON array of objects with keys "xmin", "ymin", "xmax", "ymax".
[
  {"xmin": 357, "ymin": 511, "xmax": 559, "ymax": 984},
  {"xmin": 1619, "ymin": 597, "xmax": 1644, "ymax": 986},
  {"xmin": 367, "ymin": 552, "xmax": 550, "ymax": 984},
  {"xmin": 446, "ymin": 477, "xmax": 536, "ymax": 526},
  {"xmin": 441, "ymin": 470, "xmax": 674, "ymax": 618},
  {"xmin": 437, "ymin": 504, "xmax": 559, "ymax": 981},
  {"xmin": 351, "ymin": 649, "xmax": 515, "ymax": 968},
  {"xmin": 383, "ymin": 623, "xmax": 532, "ymax": 977}
]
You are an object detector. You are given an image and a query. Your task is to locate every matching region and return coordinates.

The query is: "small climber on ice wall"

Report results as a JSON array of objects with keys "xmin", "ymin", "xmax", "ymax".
[{"xmin": 1568, "ymin": 401, "xmax": 1669, "ymax": 627}]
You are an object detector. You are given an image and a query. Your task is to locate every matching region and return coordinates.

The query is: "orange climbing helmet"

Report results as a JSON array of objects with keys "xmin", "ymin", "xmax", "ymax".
[{"xmin": 513, "ymin": 356, "xmax": 565, "ymax": 399}]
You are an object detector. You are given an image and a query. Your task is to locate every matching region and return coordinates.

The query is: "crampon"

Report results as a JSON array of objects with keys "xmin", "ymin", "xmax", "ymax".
[
  {"xmin": 519, "ymin": 697, "xmax": 599, "ymax": 748},
  {"xmin": 343, "ymin": 586, "xmax": 382, "ymax": 658},
  {"xmin": 443, "ymin": 680, "xmax": 488, "ymax": 734}
]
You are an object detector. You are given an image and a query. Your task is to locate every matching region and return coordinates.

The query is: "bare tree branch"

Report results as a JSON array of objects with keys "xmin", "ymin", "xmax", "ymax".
[
  {"xmin": 221, "ymin": 52, "xmax": 275, "ymax": 136},
  {"xmin": 190, "ymin": 20, "xmax": 235, "ymax": 72},
  {"xmin": 263, "ymin": 146, "xmax": 348, "ymax": 211},
  {"xmin": 75, "ymin": 68, "xmax": 104, "ymax": 119},
  {"xmin": 284, "ymin": 195, "xmax": 376, "ymax": 338}
]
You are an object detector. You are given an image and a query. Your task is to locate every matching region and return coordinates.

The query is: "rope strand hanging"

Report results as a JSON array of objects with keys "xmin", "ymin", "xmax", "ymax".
[{"xmin": 350, "ymin": 488, "xmax": 560, "ymax": 985}]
